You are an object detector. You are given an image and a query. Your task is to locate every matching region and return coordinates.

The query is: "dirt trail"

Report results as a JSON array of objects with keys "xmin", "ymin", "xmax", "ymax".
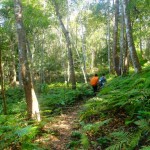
[{"xmin": 36, "ymin": 102, "xmax": 83, "ymax": 150}]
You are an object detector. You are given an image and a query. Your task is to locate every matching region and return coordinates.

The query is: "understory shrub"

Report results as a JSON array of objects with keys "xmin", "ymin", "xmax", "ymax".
[{"xmin": 75, "ymin": 67, "xmax": 150, "ymax": 150}]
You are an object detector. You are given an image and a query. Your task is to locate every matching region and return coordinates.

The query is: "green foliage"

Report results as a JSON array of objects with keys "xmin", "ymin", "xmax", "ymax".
[
  {"xmin": 75, "ymin": 67, "xmax": 150, "ymax": 149},
  {"xmin": 0, "ymin": 115, "xmax": 40, "ymax": 150},
  {"xmin": 5, "ymin": 87, "xmax": 24, "ymax": 102},
  {"xmin": 132, "ymin": 78, "xmax": 146, "ymax": 89},
  {"xmin": 83, "ymin": 119, "xmax": 111, "ymax": 134},
  {"xmin": 97, "ymin": 136, "xmax": 111, "ymax": 146},
  {"xmin": 67, "ymin": 131, "xmax": 82, "ymax": 149},
  {"xmin": 71, "ymin": 131, "xmax": 82, "ymax": 139},
  {"xmin": 144, "ymin": 79, "xmax": 150, "ymax": 88},
  {"xmin": 106, "ymin": 132, "xmax": 128, "ymax": 150},
  {"xmin": 23, "ymin": 3, "xmax": 50, "ymax": 32},
  {"xmin": 66, "ymin": 140, "xmax": 81, "ymax": 149},
  {"xmin": 81, "ymin": 133, "xmax": 90, "ymax": 149},
  {"xmin": 134, "ymin": 119, "xmax": 150, "ymax": 131},
  {"xmin": 39, "ymin": 83, "xmax": 93, "ymax": 115},
  {"xmin": 140, "ymin": 146, "xmax": 150, "ymax": 150},
  {"xmin": 15, "ymin": 125, "xmax": 38, "ymax": 141}
]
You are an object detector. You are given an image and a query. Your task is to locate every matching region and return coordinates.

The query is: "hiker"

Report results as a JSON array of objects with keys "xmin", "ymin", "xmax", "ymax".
[
  {"xmin": 99, "ymin": 74, "xmax": 106, "ymax": 88},
  {"xmin": 90, "ymin": 74, "xmax": 99, "ymax": 94}
]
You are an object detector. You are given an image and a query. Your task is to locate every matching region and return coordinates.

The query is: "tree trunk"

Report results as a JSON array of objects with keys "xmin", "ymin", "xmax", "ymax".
[
  {"xmin": 0, "ymin": 48, "xmax": 7, "ymax": 115},
  {"xmin": 123, "ymin": 0, "xmax": 142, "ymax": 73},
  {"xmin": 91, "ymin": 48, "xmax": 95, "ymax": 73},
  {"xmin": 69, "ymin": 27, "xmax": 88, "ymax": 83},
  {"xmin": 139, "ymin": 22, "xmax": 143, "ymax": 55},
  {"xmin": 52, "ymin": 0, "xmax": 76, "ymax": 89},
  {"xmin": 107, "ymin": 0, "xmax": 112, "ymax": 73},
  {"xmin": 81, "ymin": 26, "xmax": 87, "ymax": 83},
  {"xmin": 9, "ymin": 40, "xmax": 17, "ymax": 86},
  {"xmin": 123, "ymin": 36, "xmax": 129, "ymax": 74},
  {"xmin": 14, "ymin": 0, "xmax": 40, "ymax": 121},
  {"xmin": 119, "ymin": 0, "xmax": 125, "ymax": 75},
  {"xmin": 40, "ymin": 31, "xmax": 45, "ymax": 84},
  {"xmin": 112, "ymin": 0, "xmax": 120, "ymax": 75}
]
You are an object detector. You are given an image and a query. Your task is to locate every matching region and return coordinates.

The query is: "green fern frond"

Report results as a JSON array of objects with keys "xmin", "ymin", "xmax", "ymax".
[
  {"xmin": 106, "ymin": 131, "xmax": 131, "ymax": 150},
  {"xmin": 128, "ymin": 130, "xmax": 142, "ymax": 149},
  {"xmin": 140, "ymin": 146, "xmax": 150, "ymax": 150},
  {"xmin": 110, "ymin": 131, "xmax": 129, "ymax": 141},
  {"xmin": 132, "ymin": 78, "xmax": 146, "ymax": 88},
  {"xmin": 15, "ymin": 125, "xmax": 38, "ymax": 140},
  {"xmin": 105, "ymin": 140, "xmax": 126, "ymax": 150},
  {"xmin": 83, "ymin": 119, "xmax": 111, "ymax": 133},
  {"xmin": 134, "ymin": 119, "xmax": 150, "ymax": 131},
  {"xmin": 144, "ymin": 79, "xmax": 150, "ymax": 88},
  {"xmin": 81, "ymin": 133, "xmax": 90, "ymax": 149}
]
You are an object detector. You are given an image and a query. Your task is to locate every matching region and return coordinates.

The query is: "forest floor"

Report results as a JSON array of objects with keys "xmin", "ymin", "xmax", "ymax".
[{"xmin": 36, "ymin": 101, "xmax": 83, "ymax": 150}]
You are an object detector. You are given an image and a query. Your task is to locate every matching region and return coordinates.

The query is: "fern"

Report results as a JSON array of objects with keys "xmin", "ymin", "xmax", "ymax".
[
  {"xmin": 140, "ymin": 146, "xmax": 150, "ymax": 150},
  {"xmin": 128, "ymin": 130, "xmax": 142, "ymax": 149},
  {"xmin": 134, "ymin": 119, "xmax": 150, "ymax": 131},
  {"xmin": 81, "ymin": 133, "xmax": 90, "ymax": 149},
  {"xmin": 83, "ymin": 119, "xmax": 111, "ymax": 134},
  {"xmin": 15, "ymin": 125, "xmax": 39, "ymax": 141},
  {"xmin": 132, "ymin": 78, "xmax": 146, "ymax": 88},
  {"xmin": 144, "ymin": 79, "xmax": 150, "ymax": 88},
  {"xmin": 105, "ymin": 140, "xmax": 126, "ymax": 150},
  {"xmin": 106, "ymin": 131, "xmax": 130, "ymax": 150},
  {"xmin": 110, "ymin": 131, "xmax": 130, "ymax": 141}
]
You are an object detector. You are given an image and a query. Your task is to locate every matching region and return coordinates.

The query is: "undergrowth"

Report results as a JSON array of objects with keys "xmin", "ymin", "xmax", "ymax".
[
  {"xmin": 68, "ymin": 67, "xmax": 150, "ymax": 150},
  {"xmin": 1, "ymin": 67, "xmax": 150, "ymax": 149},
  {"xmin": 0, "ymin": 83, "xmax": 93, "ymax": 149},
  {"xmin": 38, "ymin": 83, "xmax": 93, "ymax": 116}
]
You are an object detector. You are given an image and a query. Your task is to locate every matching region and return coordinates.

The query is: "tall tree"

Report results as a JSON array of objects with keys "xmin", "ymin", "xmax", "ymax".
[
  {"xmin": 107, "ymin": 0, "xmax": 112, "ymax": 73},
  {"xmin": 112, "ymin": 0, "xmax": 120, "ymax": 75},
  {"xmin": 0, "ymin": 41, "xmax": 7, "ymax": 115},
  {"xmin": 123, "ymin": 0, "xmax": 142, "ymax": 73},
  {"xmin": 9, "ymin": 37, "xmax": 17, "ymax": 86},
  {"xmin": 119, "ymin": 0, "xmax": 125, "ymax": 75},
  {"xmin": 14, "ymin": 0, "xmax": 40, "ymax": 121},
  {"xmin": 52, "ymin": 0, "xmax": 76, "ymax": 89}
]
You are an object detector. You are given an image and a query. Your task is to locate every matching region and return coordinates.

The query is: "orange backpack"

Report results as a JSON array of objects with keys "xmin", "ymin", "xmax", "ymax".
[{"xmin": 90, "ymin": 76, "xmax": 99, "ymax": 86}]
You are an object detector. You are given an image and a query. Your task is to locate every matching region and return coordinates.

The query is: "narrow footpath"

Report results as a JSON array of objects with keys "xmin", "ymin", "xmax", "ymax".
[{"xmin": 36, "ymin": 102, "xmax": 83, "ymax": 150}]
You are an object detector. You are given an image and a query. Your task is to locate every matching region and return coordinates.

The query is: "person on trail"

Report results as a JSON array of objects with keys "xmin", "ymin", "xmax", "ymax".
[
  {"xmin": 99, "ymin": 74, "xmax": 106, "ymax": 88},
  {"xmin": 90, "ymin": 74, "xmax": 99, "ymax": 94}
]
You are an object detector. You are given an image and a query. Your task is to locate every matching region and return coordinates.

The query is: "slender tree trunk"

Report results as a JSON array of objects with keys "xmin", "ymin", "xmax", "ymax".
[
  {"xmin": 69, "ymin": 27, "xmax": 88, "ymax": 83},
  {"xmin": 145, "ymin": 38, "xmax": 150, "ymax": 61},
  {"xmin": 119, "ymin": 0, "xmax": 125, "ymax": 75},
  {"xmin": 123, "ymin": 0, "xmax": 142, "ymax": 73},
  {"xmin": 14, "ymin": 0, "xmax": 40, "ymax": 121},
  {"xmin": 112, "ymin": 0, "xmax": 120, "ymax": 75},
  {"xmin": 91, "ymin": 48, "xmax": 95, "ymax": 73},
  {"xmin": 0, "ymin": 48, "xmax": 7, "ymax": 115},
  {"xmin": 81, "ymin": 26, "xmax": 87, "ymax": 83},
  {"xmin": 52, "ymin": 0, "xmax": 76, "ymax": 89},
  {"xmin": 107, "ymin": 0, "xmax": 112, "ymax": 73},
  {"xmin": 75, "ymin": 40, "xmax": 87, "ymax": 83},
  {"xmin": 124, "ymin": 36, "xmax": 129, "ymax": 74},
  {"xmin": 26, "ymin": 39, "xmax": 35, "ymax": 83},
  {"xmin": 139, "ymin": 21, "xmax": 143, "ymax": 55},
  {"xmin": 40, "ymin": 31, "xmax": 45, "ymax": 84},
  {"xmin": 9, "ymin": 58, "xmax": 17, "ymax": 86},
  {"xmin": 9, "ymin": 40, "xmax": 17, "ymax": 86}
]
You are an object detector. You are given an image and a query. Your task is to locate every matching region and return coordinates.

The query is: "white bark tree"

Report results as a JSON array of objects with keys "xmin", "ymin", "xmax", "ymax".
[
  {"xmin": 123, "ymin": 0, "xmax": 142, "ymax": 73},
  {"xmin": 14, "ymin": 0, "xmax": 40, "ymax": 121},
  {"xmin": 52, "ymin": 0, "xmax": 76, "ymax": 89}
]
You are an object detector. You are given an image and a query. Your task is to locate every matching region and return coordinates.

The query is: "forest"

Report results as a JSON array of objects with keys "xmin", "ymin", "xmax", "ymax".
[{"xmin": 0, "ymin": 0, "xmax": 150, "ymax": 149}]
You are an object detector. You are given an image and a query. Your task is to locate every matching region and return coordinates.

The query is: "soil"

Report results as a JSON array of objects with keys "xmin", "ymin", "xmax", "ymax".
[{"xmin": 35, "ymin": 102, "xmax": 83, "ymax": 150}]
